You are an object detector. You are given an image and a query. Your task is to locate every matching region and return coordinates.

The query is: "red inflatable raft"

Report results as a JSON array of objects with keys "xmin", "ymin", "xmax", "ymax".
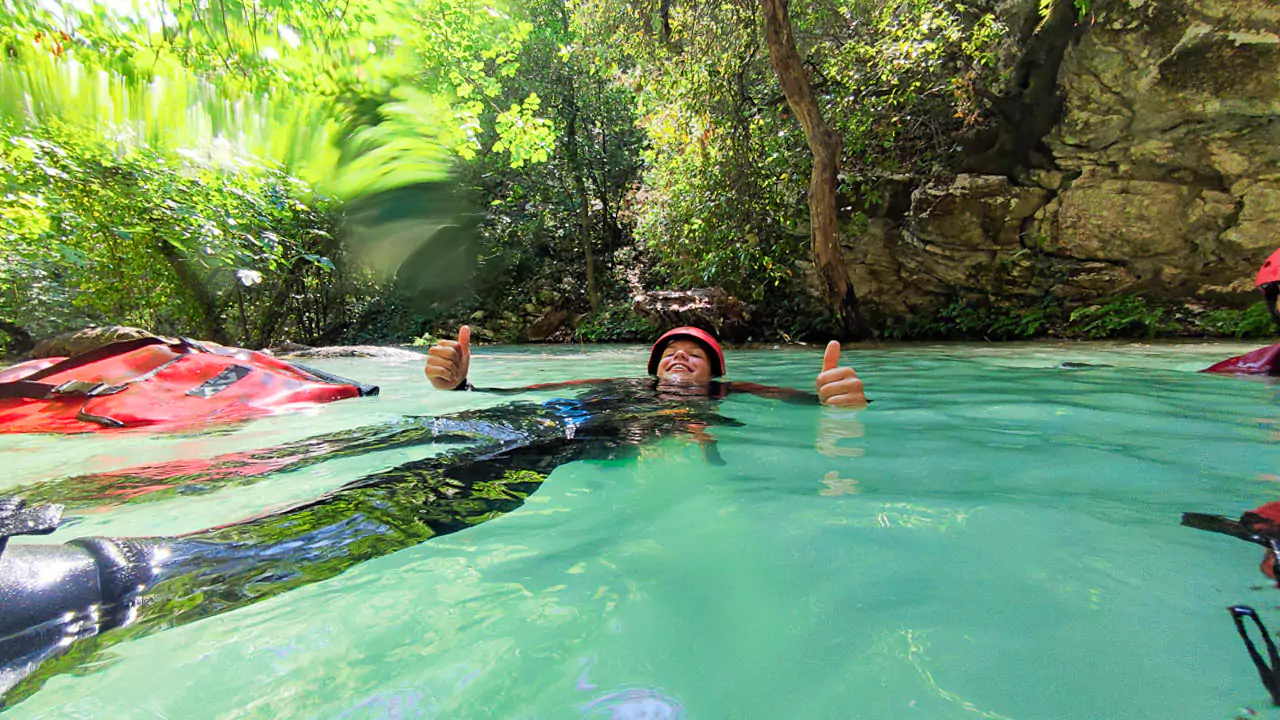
[{"xmin": 0, "ymin": 337, "xmax": 377, "ymax": 434}]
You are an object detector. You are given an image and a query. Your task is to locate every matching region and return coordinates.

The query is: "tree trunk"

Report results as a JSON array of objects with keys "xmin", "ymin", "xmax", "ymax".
[
  {"xmin": 566, "ymin": 105, "xmax": 599, "ymax": 311},
  {"xmin": 154, "ymin": 238, "xmax": 230, "ymax": 344},
  {"xmin": 961, "ymin": 0, "xmax": 1083, "ymax": 175},
  {"xmin": 760, "ymin": 0, "xmax": 864, "ymax": 339},
  {"xmin": 558, "ymin": 3, "xmax": 600, "ymax": 311}
]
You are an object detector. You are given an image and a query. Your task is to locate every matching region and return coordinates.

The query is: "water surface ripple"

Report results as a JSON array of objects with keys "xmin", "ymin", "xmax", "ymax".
[{"xmin": 2, "ymin": 341, "xmax": 1277, "ymax": 718}]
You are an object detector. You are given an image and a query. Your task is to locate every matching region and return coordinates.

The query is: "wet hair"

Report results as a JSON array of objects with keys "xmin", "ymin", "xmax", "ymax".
[{"xmin": 1265, "ymin": 282, "xmax": 1280, "ymax": 326}]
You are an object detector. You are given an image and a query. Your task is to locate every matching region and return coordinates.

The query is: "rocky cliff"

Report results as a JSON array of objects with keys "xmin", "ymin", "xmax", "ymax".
[{"xmin": 843, "ymin": 0, "xmax": 1280, "ymax": 326}]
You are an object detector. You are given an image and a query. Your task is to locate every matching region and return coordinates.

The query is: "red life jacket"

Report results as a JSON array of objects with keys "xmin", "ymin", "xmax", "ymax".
[
  {"xmin": 0, "ymin": 337, "xmax": 377, "ymax": 434},
  {"xmin": 1202, "ymin": 343, "xmax": 1280, "ymax": 376}
]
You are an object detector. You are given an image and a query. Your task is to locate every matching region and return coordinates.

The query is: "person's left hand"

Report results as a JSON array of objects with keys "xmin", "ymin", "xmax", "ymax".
[{"xmin": 815, "ymin": 341, "xmax": 867, "ymax": 407}]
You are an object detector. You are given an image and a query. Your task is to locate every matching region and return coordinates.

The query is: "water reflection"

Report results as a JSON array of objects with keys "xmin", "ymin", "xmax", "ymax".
[
  {"xmin": 819, "ymin": 471, "xmax": 859, "ymax": 496},
  {"xmin": 822, "ymin": 503, "xmax": 972, "ymax": 531},
  {"xmin": 815, "ymin": 411, "xmax": 865, "ymax": 458}
]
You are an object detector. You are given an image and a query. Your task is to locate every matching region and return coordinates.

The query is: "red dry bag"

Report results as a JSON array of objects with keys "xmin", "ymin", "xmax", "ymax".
[{"xmin": 0, "ymin": 337, "xmax": 377, "ymax": 434}]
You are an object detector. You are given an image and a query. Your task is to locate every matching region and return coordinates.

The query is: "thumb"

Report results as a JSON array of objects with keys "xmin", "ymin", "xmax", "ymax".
[
  {"xmin": 822, "ymin": 340, "xmax": 841, "ymax": 372},
  {"xmin": 458, "ymin": 325, "xmax": 471, "ymax": 356}
]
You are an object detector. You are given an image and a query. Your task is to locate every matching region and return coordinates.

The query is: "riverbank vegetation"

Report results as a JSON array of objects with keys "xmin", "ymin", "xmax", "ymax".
[{"xmin": 0, "ymin": 0, "xmax": 1271, "ymax": 355}]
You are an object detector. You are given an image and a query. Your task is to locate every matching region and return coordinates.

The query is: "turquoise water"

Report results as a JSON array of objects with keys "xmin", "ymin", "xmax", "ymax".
[{"xmin": 3, "ymin": 340, "xmax": 1280, "ymax": 718}]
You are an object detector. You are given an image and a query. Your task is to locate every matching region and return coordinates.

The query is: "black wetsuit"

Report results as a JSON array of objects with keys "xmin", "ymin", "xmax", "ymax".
[{"xmin": 0, "ymin": 378, "xmax": 790, "ymax": 707}]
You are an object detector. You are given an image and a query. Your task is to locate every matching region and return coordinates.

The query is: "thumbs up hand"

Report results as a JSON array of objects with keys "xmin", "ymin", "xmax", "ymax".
[
  {"xmin": 425, "ymin": 325, "xmax": 472, "ymax": 390},
  {"xmin": 815, "ymin": 340, "xmax": 867, "ymax": 407}
]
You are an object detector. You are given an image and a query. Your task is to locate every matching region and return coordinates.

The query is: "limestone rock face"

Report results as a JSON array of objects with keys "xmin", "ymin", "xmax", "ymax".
[
  {"xmin": 1043, "ymin": 0, "xmax": 1280, "ymax": 296},
  {"xmin": 842, "ymin": 0, "xmax": 1280, "ymax": 323},
  {"xmin": 907, "ymin": 175, "xmax": 1049, "ymax": 251},
  {"xmin": 843, "ymin": 175, "xmax": 1054, "ymax": 319},
  {"xmin": 1221, "ymin": 181, "xmax": 1280, "ymax": 253},
  {"xmin": 631, "ymin": 288, "xmax": 751, "ymax": 342},
  {"xmin": 1036, "ymin": 169, "xmax": 1241, "ymax": 295},
  {"xmin": 897, "ymin": 175, "xmax": 1049, "ymax": 294},
  {"xmin": 1051, "ymin": 0, "xmax": 1280, "ymax": 183}
]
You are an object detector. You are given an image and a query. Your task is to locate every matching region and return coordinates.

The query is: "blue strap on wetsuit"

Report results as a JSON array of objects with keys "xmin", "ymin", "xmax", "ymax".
[{"xmin": 541, "ymin": 398, "xmax": 592, "ymax": 438}]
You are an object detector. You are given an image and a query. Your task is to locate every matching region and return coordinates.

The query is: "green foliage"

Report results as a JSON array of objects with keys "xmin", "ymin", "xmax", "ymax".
[
  {"xmin": 1066, "ymin": 296, "xmax": 1177, "ymax": 339},
  {"xmin": 762, "ymin": 281, "xmax": 843, "ymax": 342},
  {"xmin": 0, "ymin": 120, "xmax": 377, "ymax": 349},
  {"xmin": 1191, "ymin": 302, "xmax": 1276, "ymax": 340},
  {"xmin": 490, "ymin": 94, "xmax": 556, "ymax": 168},
  {"xmin": 1040, "ymin": 0, "xmax": 1093, "ymax": 21},
  {"xmin": 421, "ymin": 0, "xmax": 647, "ymax": 330},
  {"xmin": 0, "ymin": 0, "xmax": 408, "ymax": 95},
  {"xmin": 885, "ymin": 298, "xmax": 1062, "ymax": 341},
  {"xmin": 396, "ymin": 0, "xmax": 557, "ymax": 170},
  {"xmin": 570, "ymin": 0, "xmax": 1008, "ymax": 331},
  {"xmin": 0, "ymin": 0, "xmax": 1179, "ymax": 349},
  {"xmin": 820, "ymin": 0, "xmax": 1005, "ymax": 173},
  {"xmin": 603, "ymin": 0, "xmax": 806, "ymax": 302},
  {"xmin": 328, "ymin": 87, "xmax": 455, "ymax": 199},
  {"xmin": 0, "ymin": 0, "xmax": 548, "ymax": 193},
  {"xmin": 0, "ymin": 0, "xmax": 566, "ymax": 353},
  {"xmin": 0, "ymin": 36, "xmax": 348, "ymax": 183},
  {"xmin": 883, "ymin": 295, "xmax": 1276, "ymax": 342},
  {"xmin": 574, "ymin": 305, "xmax": 658, "ymax": 342},
  {"xmin": 410, "ymin": 331, "xmax": 439, "ymax": 347},
  {"xmin": 0, "ymin": 0, "xmax": 414, "ymax": 186}
]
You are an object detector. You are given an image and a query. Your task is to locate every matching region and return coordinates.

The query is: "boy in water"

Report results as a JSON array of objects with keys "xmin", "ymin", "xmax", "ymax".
[{"xmin": 424, "ymin": 325, "xmax": 868, "ymax": 407}]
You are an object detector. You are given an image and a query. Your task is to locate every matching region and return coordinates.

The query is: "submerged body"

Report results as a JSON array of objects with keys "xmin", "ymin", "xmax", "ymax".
[{"xmin": 1, "ymin": 379, "xmax": 750, "ymax": 707}]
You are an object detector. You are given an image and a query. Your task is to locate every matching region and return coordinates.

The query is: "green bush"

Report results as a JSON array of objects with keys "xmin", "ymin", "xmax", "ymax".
[
  {"xmin": 1193, "ymin": 302, "xmax": 1275, "ymax": 339},
  {"xmin": 573, "ymin": 305, "xmax": 657, "ymax": 342},
  {"xmin": 884, "ymin": 298, "xmax": 1062, "ymax": 341},
  {"xmin": 1065, "ymin": 296, "xmax": 1177, "ymax": 339},
  {"xmin": 0, "ymin": 120, "xmax": 378, "ymax": 351}
]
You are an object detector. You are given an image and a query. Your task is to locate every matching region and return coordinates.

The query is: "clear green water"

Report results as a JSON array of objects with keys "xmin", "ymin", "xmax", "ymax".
[{"xmin": 4, "ymin": 341, "xmax": 1280, "ymax": 718}]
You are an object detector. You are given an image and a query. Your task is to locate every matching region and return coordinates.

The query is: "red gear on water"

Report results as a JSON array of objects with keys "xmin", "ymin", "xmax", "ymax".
[
  {"xmin": 1202, "ymin": 247, "xmax": 1280, "ymax": 375},
  {"xmin": 647, "ymin": 327, "xmax": 726, "ymax": 378},
  {"xmin": 1202, "ymin": 344, "xmax": 1280, "ymax": 375},
  {"xmin": 0, "ymin": 338, "xmax": 374, "ymax": 434}
]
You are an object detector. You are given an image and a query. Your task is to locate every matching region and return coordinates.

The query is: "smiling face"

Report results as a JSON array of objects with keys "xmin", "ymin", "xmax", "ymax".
[{"xmin": 655, "ymin": 338, "xmax": 713, "ymax": 385}]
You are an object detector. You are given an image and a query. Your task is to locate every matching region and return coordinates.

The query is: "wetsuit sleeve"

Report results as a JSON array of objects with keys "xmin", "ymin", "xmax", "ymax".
[
  {"xmin": 724, "ymin": 381, "xmax": 821, "ymax": 405},
  {"xmin": 459, "ymin": 378, "xmax": 614, "ymax": 395}
]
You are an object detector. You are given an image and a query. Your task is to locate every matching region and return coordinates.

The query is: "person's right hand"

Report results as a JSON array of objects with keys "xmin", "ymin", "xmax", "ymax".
[
  {"xmin": 425, "ymin": 325, "xmax": 471, "ymax": 390},
  {"xmin": 815, "ymin": 341, "xmax": 867, "ymax": 407}
]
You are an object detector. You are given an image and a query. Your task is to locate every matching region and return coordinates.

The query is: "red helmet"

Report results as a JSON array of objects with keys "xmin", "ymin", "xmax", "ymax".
[
  {"xmin": 648, "ymin": 326, "xmax": 725, "ymax": 378},
  {"xmin": 1257, "ymin": 248, "xmax": 1280, "ymax": 287}
]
